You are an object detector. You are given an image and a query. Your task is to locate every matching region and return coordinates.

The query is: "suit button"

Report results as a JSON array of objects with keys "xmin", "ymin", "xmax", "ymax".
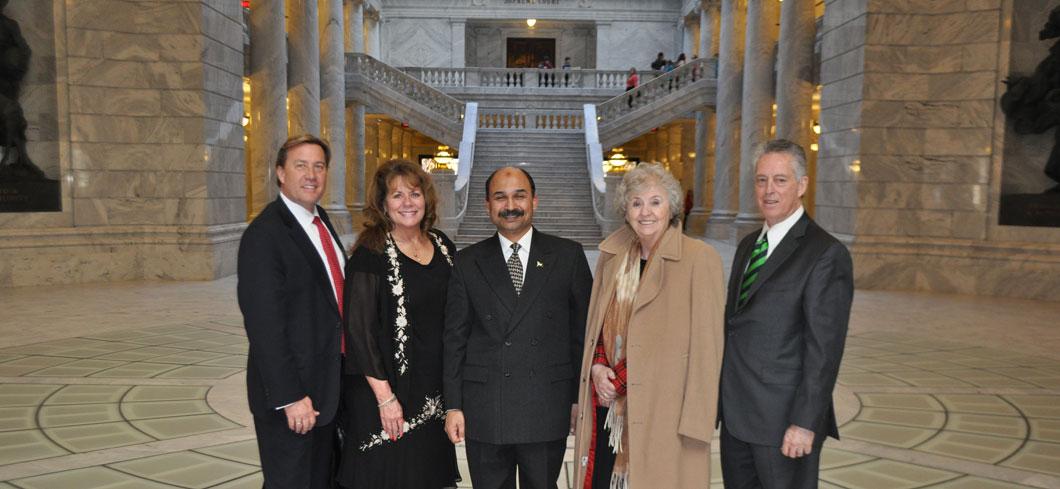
[
  {"xmin": 485, "ymin": 314, "xmax": 493, "ymax": 321},
  {"xmin": 727, "ymin": 331, "xmax": 735, "ymax": 337},
  {"xmin": 504, "ymin": 371, "xmax": 511, "ymax": 378},
  {"xmin": 531, "ymin": 339, "xmax": 539, "ymax": 346},
  {"xmin": 546, "ymin": 311, "xmax": 553, "ymax": 319},
  {"xmin": 504, "ymin": 340, "xmax": 512, "ymax": 347}
]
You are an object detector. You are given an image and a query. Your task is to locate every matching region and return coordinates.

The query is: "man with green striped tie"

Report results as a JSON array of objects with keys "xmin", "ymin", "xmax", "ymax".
[{"xmin": 717, "ymin": 139, "xmax": 854, "ymax": 489}]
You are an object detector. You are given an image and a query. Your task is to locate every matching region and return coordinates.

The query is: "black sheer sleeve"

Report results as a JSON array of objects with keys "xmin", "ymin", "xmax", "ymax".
[{"xmin": 343, "ymin": 245, "xmax": 389, "ymax": 379}]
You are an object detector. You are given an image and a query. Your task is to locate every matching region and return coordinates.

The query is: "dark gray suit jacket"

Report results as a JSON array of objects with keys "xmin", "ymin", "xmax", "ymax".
[
  {"xmin": 443, "ymin": 229, "xmax": 592, "ymax": 445},
  {"xmin": 719, "ymin": 213, "xmax": 853, "ymax": 447}
]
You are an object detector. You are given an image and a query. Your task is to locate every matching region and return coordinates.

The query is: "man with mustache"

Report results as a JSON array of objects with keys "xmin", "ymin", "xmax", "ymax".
[{"xmin": 443, "ymin": 167, "xmax": 593, "ymax": 489}]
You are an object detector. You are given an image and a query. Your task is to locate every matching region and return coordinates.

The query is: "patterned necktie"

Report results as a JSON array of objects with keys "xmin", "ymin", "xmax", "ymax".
[
  {"xmin": 507, "ymin": 242, "xmax": 524, "ymax": 295},
  {"xmin": 312, "ymin": 216, "xmax": 345, "ymax": 354},
  {"xmin": 738, "ymin": 235, "xmax": 768, "ymax": 308}
]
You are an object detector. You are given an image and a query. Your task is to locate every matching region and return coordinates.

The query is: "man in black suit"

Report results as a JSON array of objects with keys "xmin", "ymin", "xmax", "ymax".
[
  {"xmin": 237, "ymin": 134, "xmax": 345, "ymax": 489},
  {"xmin": 443, "ymin": 167, "xmax": 592, "ymax": 489},
  {"xmin": 719, "ymin": 139, "xmax": 854, "ymax": 489}
]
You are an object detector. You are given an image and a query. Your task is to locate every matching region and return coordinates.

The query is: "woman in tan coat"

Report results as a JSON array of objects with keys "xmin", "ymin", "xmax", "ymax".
[{"xmin": 573, "ymin": 163, "xmax": 725, "ymax": 489}]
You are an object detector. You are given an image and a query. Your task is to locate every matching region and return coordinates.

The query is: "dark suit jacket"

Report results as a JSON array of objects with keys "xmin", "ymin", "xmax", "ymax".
[
  {"xmin": 237, "ymin": 197, "xmax": 344, "ymax": 426},
  {"xmin": 443, "ymin": 229, "xmax": 592, "ymax": 445},
  {"xmin": 719, "ymin": 213, "xmax": 853, "ymax": 447}
]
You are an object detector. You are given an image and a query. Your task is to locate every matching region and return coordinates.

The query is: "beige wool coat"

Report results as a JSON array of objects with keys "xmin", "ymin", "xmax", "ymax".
[{"xmin": 573, "ymin": 224, "xmax": 726, "ymax": 488}]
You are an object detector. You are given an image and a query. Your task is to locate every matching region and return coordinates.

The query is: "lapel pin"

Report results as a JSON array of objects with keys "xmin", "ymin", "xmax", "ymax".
[{"xmin": 536, "ymin": 261, "xmax": 544, "ymax": 268}]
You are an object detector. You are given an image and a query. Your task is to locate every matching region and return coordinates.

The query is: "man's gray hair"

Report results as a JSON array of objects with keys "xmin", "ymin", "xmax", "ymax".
[
  {"xmin": 754, "ymin": 139, "xmax": 808, "ymax": 180},
  {"xmin": 614, "ymin": 162, "xmax": 683, "ymax": 227}
]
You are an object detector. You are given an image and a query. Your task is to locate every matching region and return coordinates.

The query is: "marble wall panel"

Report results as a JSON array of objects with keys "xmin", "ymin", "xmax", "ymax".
[
  {"xmin": 821, "ymin": 0, "xmax": 868, "ymax": 32},
  {"xmin": 866, "ymin": 0, "xmax": 967, "ymax": 14},
  {"xmin": 852, "ymin": 208, "xmax": 900, "ymax": 235},
  {"xmin": 68, "ymin": 87, "xmax": 162, "ymax": 116},
  {"xmin": 863, "ymin": 45, "xmax": 961, "ymax": 74},
  {"xmin": 813, "ymin": 205, "xmax": 855, "ymax": 235},
  {"xmin": 817, "ymin": 127, "xmax": 861, "ymax": 157},
  {"xmin": 66, "ymin": 1, "xmax": 201, "ymax": 33},
  {"xmin": 67, "ymin": 58, "xmax": 203, "ymax": 90},
  {"xmin": 859, "ymin": 100, "xmax": 994, "ymax": 129},
  {"xmin": 926, "ymin": 72, "xmax": 997, "ymax": 101},
  {"xmin": 597, "ymin": 21, "xmax": 677, "ymax": 70},
  {"xmin": 819, "ymin": 74, "xmax": 864, "ymax": 109},
  {"xmin": 70, "ymin": 115, "xmax": 203, "ymax": 145},
  {"xmin": 814, "ymin": 155, "xmax": 860, "ymax": 183},
  {"xmin": 951, "ymin": 210, "xmax": 987, "ymax": 240},
  {"xmin": 858, "ymin": 127, "xmax": 925, "ymax": 155},
  {"xmin": 866, "ymin": 11, "xmax": 999, "ymax": 46},
  {"xmin": 820, "ymin": 48, "xmax": 864, "ymax": 85},
  {"xmin": 70, "ymin": 143, "xmax": 208, "ymax": 172},
  {"xmin": 820, "ymin": 16, "xmax": 867, "ymax": 61},
  {"xmin": 385, "ymin": 18, "xmax": 454, "ymax": 67},
  {"xmin": 863, "ymin": 73, "xmax": 929, "ymax": 100},
  {"xmin": 921, "ymin": 128, "xmax": 992, "ymax": 156},
  {"xmin": 66, "ymin": 28, "xmax": 104, "ymax": 58},
  {"xmin": 961, "ymin": 42, "xmax": 999, "ymax": 71},
  {"xmin": 202, "ymin": 37, "xmax": 244, "ymax": 75},
  {"xmin": 200, "ymin": 6, "xmax": 244, "ymax": 51},
  {"xmin": 856, "ymin": 155, "xmax": 991, "ymax": 184},
  {"xmin": 858, "ymin": 182, "xmax": 987, "ymax": 212},
  {"xmin": 819, "ymin": 101, "xmax": 862, "ymax": 132}
]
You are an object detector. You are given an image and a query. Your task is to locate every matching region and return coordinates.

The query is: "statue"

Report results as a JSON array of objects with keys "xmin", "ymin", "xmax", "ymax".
[
  {"xmin": 1001, "ymin": 5, "xmax": 1060, "ymax": 192},
  {"xmin": 0, "ymin": 0, "xmax": 59, "ymax": 212}
]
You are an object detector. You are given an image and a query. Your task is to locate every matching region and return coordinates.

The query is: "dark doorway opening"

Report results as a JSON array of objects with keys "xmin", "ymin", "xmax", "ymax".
[{"xmin": 506, "ymin": 38, "xmax": 556, "ymax": 68}]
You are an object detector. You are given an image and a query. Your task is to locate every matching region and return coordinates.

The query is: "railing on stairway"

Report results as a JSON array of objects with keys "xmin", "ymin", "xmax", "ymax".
[
  {"xmin": 402, "ymin": 66, "xmax": 662, "ymax": 90},
  {"xmin": 346, "ymin": 53, "xmax": 466, "ymax": 146},
  {"xmin": 594, "ymin": 57, "xmax": 718, "ymax": 150},
  {"xmin": 449, "ymin": 102, "xmax": 478, "ymax": 232},
  {"xmin": 582, "ymin": 104, "xmax": 624, "ymax": 233},
  {"xmin": 596, "ymin": 57, "xmax": 716, "ymax": 125},
  {"xmin": 478, "ymin": 108, "xmax": 585, "ymax": 131}
]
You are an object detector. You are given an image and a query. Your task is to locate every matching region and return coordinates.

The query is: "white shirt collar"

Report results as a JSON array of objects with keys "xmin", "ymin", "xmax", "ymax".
[
  {"xmin": 759, "ymin": 206, "xmax": 804, "ymax": 259},
  {"xmin": 280, "ymin": 192, "xmax": 319, "ymax": 227},
  {"xmin": 498, "ymin": 227, "xmax": 533, "ymax": 256}
]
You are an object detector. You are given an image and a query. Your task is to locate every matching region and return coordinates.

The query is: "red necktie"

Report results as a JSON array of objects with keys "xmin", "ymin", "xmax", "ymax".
[{"xmin": 313, "ymin": 216, "xmax": 345, "ymax": 354}]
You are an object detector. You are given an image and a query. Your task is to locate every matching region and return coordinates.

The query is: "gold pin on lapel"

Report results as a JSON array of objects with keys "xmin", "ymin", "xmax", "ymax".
[{"xmin": 536, "ymin": 261, "xmax": 544, "ymax": 268}]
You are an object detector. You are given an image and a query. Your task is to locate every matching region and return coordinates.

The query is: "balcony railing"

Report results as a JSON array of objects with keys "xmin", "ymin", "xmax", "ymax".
[
  {"xmin": 401, "ymin": 66, "xmax": 661, "ymax": 90},
  {"xmin": 478, "ymin": 108, "xmax": 585, "ymax": 131}
]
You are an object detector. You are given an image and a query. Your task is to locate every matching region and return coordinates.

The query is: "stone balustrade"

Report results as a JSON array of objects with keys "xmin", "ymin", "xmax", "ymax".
[
  {"xmin": 595, "ymin": 57, "xmax": 716, "ymax": 125},
  {"xmin": 478, "ymin": 108, "xmax": 585, "ymax": 131},
  {"xmin": 402, "ymin": 66, "xmax": 657, "ymax": 90},
  {"xmin": 346, "ymin": 53, "xmax": 465, "ymax": 123}
]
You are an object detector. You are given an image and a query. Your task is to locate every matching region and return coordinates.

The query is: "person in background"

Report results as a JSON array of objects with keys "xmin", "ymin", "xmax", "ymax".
[{"xmin": 625, "ymin": 67, "xmax": 639, "ymax": 108}]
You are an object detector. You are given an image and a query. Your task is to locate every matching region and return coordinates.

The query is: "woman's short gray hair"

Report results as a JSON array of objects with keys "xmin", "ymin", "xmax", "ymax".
[{"xmin": 614, "ymin": 162, "xmax": 683, "ymax": 227}]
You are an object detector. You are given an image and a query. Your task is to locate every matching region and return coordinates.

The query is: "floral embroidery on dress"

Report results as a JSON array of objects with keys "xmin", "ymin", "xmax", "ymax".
[
  {"xmin": 384, "ymin": 231, "xmax": 453, "ymax": 376},
  {"xmin": 358, "ymin": 394, "xmax": 446, "ymax": 452}
]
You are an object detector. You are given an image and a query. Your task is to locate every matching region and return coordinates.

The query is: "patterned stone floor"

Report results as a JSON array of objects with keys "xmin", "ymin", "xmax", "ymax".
[{"xmin": 1, "ymin": 247, "xmax": 1059, "ymax": 488}]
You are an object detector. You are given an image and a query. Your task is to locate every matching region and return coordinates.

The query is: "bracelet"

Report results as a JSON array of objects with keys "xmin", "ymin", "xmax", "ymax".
[{"xmin": 377, "ymin": 395, "xmax": 397, "ymax": 408}]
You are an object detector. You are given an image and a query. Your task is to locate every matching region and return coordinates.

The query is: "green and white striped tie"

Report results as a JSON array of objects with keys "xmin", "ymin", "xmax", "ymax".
[{"xmin": 738, "ymin": 236, "xmax": 768, "ymax": 307}]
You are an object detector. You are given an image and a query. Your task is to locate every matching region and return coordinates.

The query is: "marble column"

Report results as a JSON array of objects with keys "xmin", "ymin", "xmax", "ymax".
[
  {"xmin": 452, "ymin": 20, "xmax": 466, "ymax": 67},
  {"xmin": 345, "ymin": 0, "xmax": 367, "ymax": 230},
  {"xmin": 248, "ymin": 0, "xmax": 288, "ymax": 218},
  {"xmin": 682, "ymin": 18, "xmax": 695, "ymax": 58},
  {"xmin": 687, "ymin": 109, "xmax": 715, "ymax": 235},
  {"xmin": 699, "ymin": 0, "xmax": 719, "ymax": 58},
  {"xmin": 287, "ymin": 0, "xmax": 321, "ymax": 136},
  {"xmin": 707, "ymin": 0, "xmax": 745, "ymax": 241},
  {"xmin": 735, "ymin": 0, "xmax": 778, "ymax": 232},
  {"xmin": 367, "ymin": 13, "xmax": 381, "ymax": 58},
  {"xmin": 320, "ymin": 0, "xmax": 349, "ymax": 236},
  {"xmin": 775, "ymin": 0, "xmax": 816, "ymax": 150}
]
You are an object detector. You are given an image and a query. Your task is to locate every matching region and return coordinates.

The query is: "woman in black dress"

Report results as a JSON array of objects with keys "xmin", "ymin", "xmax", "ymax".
[{"xmin": 339, "ymin": 159, "xmax": 459, "ymax": 489}]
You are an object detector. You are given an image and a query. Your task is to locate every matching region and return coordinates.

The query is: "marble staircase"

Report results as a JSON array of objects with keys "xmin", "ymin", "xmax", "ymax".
[{"xmin": 454, "ymin": 131, "xmax": 603, "ymax": 249}]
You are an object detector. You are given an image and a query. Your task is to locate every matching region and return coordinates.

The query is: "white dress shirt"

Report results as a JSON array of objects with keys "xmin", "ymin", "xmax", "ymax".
[
  {"xmin": 498, "ymin": 227, "xmax": 533, "ymax": 272},
  {"xmin": 279, "ymin": 193, "xmax": 346, "ymax": 300},
  {"xmin": 757, "ymin": 206, "xmax": 804, "ymax": 261}
]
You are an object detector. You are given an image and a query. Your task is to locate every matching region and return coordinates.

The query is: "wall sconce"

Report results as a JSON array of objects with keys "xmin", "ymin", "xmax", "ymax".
[
  {"xmin": 810, "ymin": 143, "xmax": 819, "ymax": 152},
  {"xmin": 812, "ymin": 121, "xmax": 821, "ymax": 135},
  {"xmin": 241, "ymin": 114, "xmax": 250, "ymax": 127},
  {"xmin": 526, "ymin": 18, "xmax": 537, "ymax": 27}
]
